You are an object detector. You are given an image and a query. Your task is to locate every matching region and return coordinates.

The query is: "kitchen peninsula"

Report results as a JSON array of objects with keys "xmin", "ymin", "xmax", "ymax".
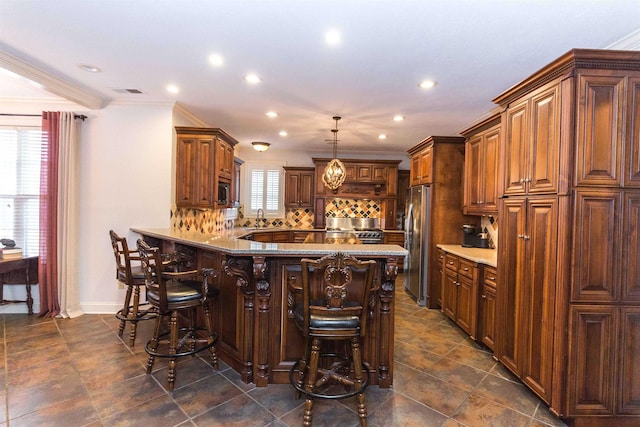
[{"xmin": 131, "ymin": 227, "xmax": 407, "ymax": 388}]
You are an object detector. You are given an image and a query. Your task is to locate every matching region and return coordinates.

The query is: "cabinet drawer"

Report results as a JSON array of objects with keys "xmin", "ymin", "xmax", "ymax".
[
  {"xmin": 444, "ymin": 253, "xmax": 459, "ymax": 272},
  {"xmin": 437, "ymin": 249, "xmax": 446, "ymax": 265},
  {"xmin": 483, "ymin": 266, "xmax": 497, "ymax": 288},
  {"xmin": 458, "ymin": 258, "xmax": 476, "ymax": 279}
]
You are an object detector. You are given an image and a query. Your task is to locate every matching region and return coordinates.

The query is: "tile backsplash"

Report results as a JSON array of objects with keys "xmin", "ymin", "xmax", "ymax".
[
  {"xmin": 325, "ymin": 199, "xmax": 381, "ymax": 218},
  {"xmin": 480, "ymin": 215, "xmax": 498, "ymax": 249}
]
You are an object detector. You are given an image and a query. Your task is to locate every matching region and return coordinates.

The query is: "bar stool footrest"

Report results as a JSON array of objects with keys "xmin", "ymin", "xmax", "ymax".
[
  {"xmin": 145, "ymin": 327, "xmax": 217, "ymax": 359},
  {"xmin": 289, "ymin": 353, "xmax": 370, "ymax": 400}
]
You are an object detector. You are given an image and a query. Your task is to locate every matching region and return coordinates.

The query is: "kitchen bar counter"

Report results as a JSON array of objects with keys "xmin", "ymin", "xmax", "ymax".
[
  {"xmin": 436, "ymin": 244, "xmax": 497, "ymax": 267},
  {"xmin": 131, "ymin": 227, "xmax": 406, "ymax": 388}
]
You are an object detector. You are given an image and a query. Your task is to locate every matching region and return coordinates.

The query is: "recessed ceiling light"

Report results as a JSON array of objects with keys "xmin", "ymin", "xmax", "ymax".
[
  {"xmin": 418, "ymin": 80, "xmax": 436, "ymax": 89},
  {"xmin": 79, "ymin": 64, "xmax": 101, "ymax": 73},
  {"xmin": 393, "ymin": 115, "xmax": 405, "ymax": 122},
  {"xmin": 208, "ymin": 54, "xmax": 224, "ymax": 67},
  {"xmin": 266, "ymin": 111, "xmax": 278, "ymax": 118},
  {"xmin": 378, "ymin": 134, "xmax": 387, "ymax": 140},
  {"xmin": 279, "ymin": 130, "xmax": 288, "ymax": 137},
  {"xmin": 325, "ymin": 29, "xmax": 341, "ymax": 45},
  {"xmin": 244, "ymin": 73, "xmax": 262, "ymax": 84},
  {"xmin": 166, "ymin": 84, "xmax": 179, "ymax": 94}
]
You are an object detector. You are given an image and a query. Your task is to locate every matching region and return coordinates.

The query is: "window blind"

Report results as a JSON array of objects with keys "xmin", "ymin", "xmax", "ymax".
[
  {"xmin": 0, "ymin": 127, "xmax": 42, "ymax": 256},
  {"xmin": 245, "ymin": 162, "xmax": 284, "ymax": 217}
]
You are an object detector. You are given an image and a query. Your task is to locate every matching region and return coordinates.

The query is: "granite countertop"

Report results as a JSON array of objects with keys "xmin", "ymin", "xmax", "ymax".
[
  {"xmin": 436, "ymin": 244, "xmax": 497, "ymax": 267},
  {"xmin": 131, "ymin": 227, "xmax": 408, "ymax": 258}
]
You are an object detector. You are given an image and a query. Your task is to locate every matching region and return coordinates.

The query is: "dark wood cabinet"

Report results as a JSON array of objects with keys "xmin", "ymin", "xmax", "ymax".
[
  {"xmin": 175, "ymin": 127, "xmax": 238, "ymax": 209},
  {"xmin": 441, "ymin": 252, "xmax": 480, "ymax": 339},
  {"xmin": 383, "ymin": 232, "xmax": 404, "ymax": 246},
  {"xmin": 492, "ymin": 50, "xmax": 640, "ymax": 423},
  {"xmin": 462, "ymin": 113, "xmax": 500, "ymax": 215},
  {"xmin": 284, "ymin": 167, "xmax": 314, "ymax": 208},
  {"xmin": 409, "ymin": 145, "xmax": 433, "ymax": 185},
  {"xmin": 479, "ymin": 265, "xmax": 497, "ymax": 351}
]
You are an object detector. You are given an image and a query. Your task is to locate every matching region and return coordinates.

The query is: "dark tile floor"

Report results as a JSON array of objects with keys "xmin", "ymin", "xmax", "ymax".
[{"xmin": 0, "ymin": 288, "xmax": 568, "ymax": 427}]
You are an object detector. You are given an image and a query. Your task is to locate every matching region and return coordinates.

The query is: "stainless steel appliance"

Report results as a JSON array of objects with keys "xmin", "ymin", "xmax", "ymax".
[
  {"xmin": 325, "ymin": 217, "xmax": 384, "ymax": 244},
  {"xmin": 404, "ymin": 185, "xmax": 430, "ymax": 306}
]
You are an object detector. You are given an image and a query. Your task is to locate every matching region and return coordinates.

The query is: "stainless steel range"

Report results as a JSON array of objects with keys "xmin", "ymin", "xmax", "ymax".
[{"xmin": 325, "ymin": 217, "xmax": 384, "ymax": 244}]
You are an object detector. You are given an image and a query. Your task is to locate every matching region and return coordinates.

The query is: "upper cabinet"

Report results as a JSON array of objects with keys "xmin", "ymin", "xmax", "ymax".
[
  {"xmin": 175, "ymin": 127, "xmax": 238, "ymax": 209},
  {"xmin": 461, "ymin": 113, "xmax": 500, "ymax": 215},
  {"xmin": 409, "ymin": 144, "xmax": 433, "ymax": 186},
  {"xmin": 499, "ymin": 81, "xmax": 563, "ymax": 196},
  {"xmin": 284, "ymin": 167, "xmax": 314, "ymax": 208}
]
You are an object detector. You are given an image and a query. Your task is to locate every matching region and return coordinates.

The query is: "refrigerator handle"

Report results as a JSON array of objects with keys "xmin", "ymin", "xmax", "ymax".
[{"xmin": 405, "ymin": 203, "xmax": 414, "ymax": 248}]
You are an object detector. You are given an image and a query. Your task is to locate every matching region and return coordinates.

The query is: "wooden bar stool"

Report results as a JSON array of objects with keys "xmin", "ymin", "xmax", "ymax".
[
  {"xmin": 109, "ymin": 230, "xmax": 157, "ymax": 346},
  {"xmin": 289, "ymin": 252, "xmax": 377, "ymax": 427},
  {"xmin": 137, "ymin": 239, "xmax": 218, "ymax": 392}
]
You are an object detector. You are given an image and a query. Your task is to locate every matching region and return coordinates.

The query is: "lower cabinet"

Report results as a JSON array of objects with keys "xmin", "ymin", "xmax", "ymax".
[
  {"xmin": 441, "ymin": 252, "xmax": 480, "ymax": 340},
  {"xmin": 479, "ymin": 266, "xmax": 497, "ymax": 351}
]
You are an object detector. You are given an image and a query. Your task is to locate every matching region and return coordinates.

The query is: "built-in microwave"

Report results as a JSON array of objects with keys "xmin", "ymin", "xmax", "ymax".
[{"xmin": 217, "ymin": 182, "xmax": 230, "ymax": 205}]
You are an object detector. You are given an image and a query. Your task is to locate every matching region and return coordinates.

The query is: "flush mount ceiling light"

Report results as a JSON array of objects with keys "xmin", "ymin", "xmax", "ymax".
[
  {"xmin": 79, "ymin": 64, "xmax": 101, "ymax": 73},
  {"xmin": 265, "ymin": 111, "xmax": 278, "ymax": 118},
  {"xmin": 418, "ymin": 80, "xmax": 436, "ymax": 89},
  {"xmin": 322, "ymin": 116, "xmax": 346, "ymax": 191},
  {"xmin": 393, "ymin": 115, "xmax": 405, "ymax": 122},
  {"xmin": 252, "ymin": 141, "xmax": 270, "ymax": 152},
  {"xmin": 244, "ymin": 73, "xmax": 262, "ymax": 84}
]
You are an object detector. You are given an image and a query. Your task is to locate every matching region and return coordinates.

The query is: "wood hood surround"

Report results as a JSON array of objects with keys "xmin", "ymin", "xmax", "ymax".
[{"xmin": 312, "ymin": 158, "xmax": 401, "ymax": 229}]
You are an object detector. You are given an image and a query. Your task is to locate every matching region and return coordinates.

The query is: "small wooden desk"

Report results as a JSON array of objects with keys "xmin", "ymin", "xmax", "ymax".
[{"xmin": 0, "ymin": 256, "xmax": 38, "ymax": 315}]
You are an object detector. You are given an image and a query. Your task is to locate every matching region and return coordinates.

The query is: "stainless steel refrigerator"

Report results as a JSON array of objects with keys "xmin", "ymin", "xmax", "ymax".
[{"xmin": 404, "ymin": 184, "xmax": 430, "ymax": 306}]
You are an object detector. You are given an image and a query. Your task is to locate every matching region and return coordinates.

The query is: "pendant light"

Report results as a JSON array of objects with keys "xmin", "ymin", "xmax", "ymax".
[{"xmin": 322, "ymin": 116, "xmax": 346, "ymax": 191}]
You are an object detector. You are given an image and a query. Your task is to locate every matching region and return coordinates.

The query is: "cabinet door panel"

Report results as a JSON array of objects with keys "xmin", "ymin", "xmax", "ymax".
[
  {"xmin": 456, "ymin": 274, "xmax": 477, "ymax": 338},
  {"xmin": 441, "ymin": 269, "xmax": 458, "ymax": 320},
  {"xmin": 496, "ymin": 198, "xmax": 527, "ymax": 375},
  {"xmin": 480, "ymin": 284, "xmax": 496, "ymax": 351},
  {"xmin": 176, "ymin": 137, "xmax": 197, "ymax": 206},
  {"xmin": 575, "ymin": 74, "xmax": 625, "ymax": 186},
  {"xmin": 522, "ymin": 197, "xmax": 559, "ymax": 403},
  {"xmin": 529, "ymin": 85, "xmax": 560, "ymax": 194},
  {"xmin": 483, "ymin": 128, "xmax": 500, "ymax": 212},
  {"xmin": 284, "ymin": 172, "xmax": 301, "ymax": 207},
  {"xmin": 626, "ymin": 77, "xmax": 640, "ymax": 187},
  {"xmin": 197, "ymin": 138, "xmax": 216, "ymax": 207},
  {"xmin": 568, "ymin": 305, "xmax": 616, "ymax": 416},
  {"xmin": 622, "ymin": 193, "xmax": 640, "ymax": 301},
  {"xmin": 420, "ymin": 148, "xmax": 433, "ymax": 184},
  {"xmin": 463, "ymin": 136, "xmax": 482, "ymax": 213},
  {"xmin": 619, "ymin": 307, "xmax": 640, "ymax": 414},
  {"xmin": 572, "ymin": 191, "xmax": 622, "ymax": 302},
  {"xmin": 502, "ymin": 100, "xmax": 528, "ymax": 195}
]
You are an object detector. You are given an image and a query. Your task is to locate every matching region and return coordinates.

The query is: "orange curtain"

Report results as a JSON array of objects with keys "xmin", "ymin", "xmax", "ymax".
[{"xmin": 39, "ymin": 112, "xmax": 60, "ymax": 317}]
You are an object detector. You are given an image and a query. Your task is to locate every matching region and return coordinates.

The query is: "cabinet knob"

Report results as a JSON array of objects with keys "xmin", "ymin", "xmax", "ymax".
[
  {"xmin": 517, "ymin": 234, "xmax": 524, "ymax": 239},
  {"xmin": 519, "ymin": 178, "xmax": 525, "ymax": 184},
  {"xmin": 456, "ymin": 282, "xmax": 460, "ymax": 286},
  {"xmin": 487, "ymin": 276, "xmax": 496, "ymax": 280},
  {"xmin": 481, "ymin": 294, "xmax": 486, "ymax": 299},
  {"xmin": 463, "ymin": 267, "xmax": 469, "ymax": 271},
  {"xmin": 448, "ymin": 261, "xmax": 454, "ymax": 265},
  {"xmin": 523, "ymin": 235, "xmax": 530, "ymax": 240}
]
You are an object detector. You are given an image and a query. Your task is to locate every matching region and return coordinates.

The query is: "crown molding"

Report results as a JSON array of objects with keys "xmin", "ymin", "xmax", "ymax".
[
  {"xmin": 607, "ymin": 29, "xmax": 640, "ymax": 51},
  {"xmin": 0, "ymin": 49, "xmax": 110, "ymax": 110},
  {"xmin": 173, "ymin": 102, "xmax": 209, "ymax": 127}
]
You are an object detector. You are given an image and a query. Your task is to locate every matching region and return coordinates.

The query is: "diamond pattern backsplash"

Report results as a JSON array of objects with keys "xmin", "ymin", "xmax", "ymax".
[{"xmin": 325, "ymin": 199, "xmax": 381, "ymax": 218}]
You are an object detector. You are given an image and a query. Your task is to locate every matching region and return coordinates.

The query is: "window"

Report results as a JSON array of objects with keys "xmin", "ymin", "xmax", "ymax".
[
  {"xmin": 243, "ymin": 161, "xmax": 284, "ymax": 218},
  {"xmin": 0, "ymin": 126, "xmax": 42, "ymax": 256}
]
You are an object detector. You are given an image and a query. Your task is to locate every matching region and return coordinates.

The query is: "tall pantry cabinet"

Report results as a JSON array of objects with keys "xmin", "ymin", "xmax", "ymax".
[{"xmin": 493, "ymin": 49, "xmax": 640, "ymax": 426}]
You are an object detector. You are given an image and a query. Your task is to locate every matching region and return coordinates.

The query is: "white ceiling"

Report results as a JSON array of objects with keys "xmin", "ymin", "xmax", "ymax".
[{"xmin": 1, "ymin": 0, "xmax": 639, "ymax": 155}]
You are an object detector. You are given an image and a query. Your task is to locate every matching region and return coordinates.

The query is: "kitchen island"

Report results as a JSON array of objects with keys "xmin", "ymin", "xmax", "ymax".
[{"xmin": 131, "ymin": 227, "xmax": 407, "ymax": 388}]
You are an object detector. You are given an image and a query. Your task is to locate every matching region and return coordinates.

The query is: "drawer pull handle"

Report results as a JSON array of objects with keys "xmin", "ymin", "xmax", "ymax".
[
  {"xmin": 462, "ymin": 267, "xmax": 469, "ymax": 271},
  {"xmin": 487, "ymin": 276, "xmax": 496, "ymax": 280},
  {"xmin": 448, "ymin": 261, "xmax": 454, "ymax": 265},
  {"xmin": 481, "ymin": 294, "xmax": 486, "ymax": 299}
]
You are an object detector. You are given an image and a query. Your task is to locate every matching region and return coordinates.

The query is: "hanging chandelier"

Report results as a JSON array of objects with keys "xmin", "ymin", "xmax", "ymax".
[{"xmin": 322, "ymin": 115, "xmax": 346, "ymax": 191}]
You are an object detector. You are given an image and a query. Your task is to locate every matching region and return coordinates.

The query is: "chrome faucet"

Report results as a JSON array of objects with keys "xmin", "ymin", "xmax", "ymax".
[{"xmin": 255, "ymin": 208, "xmax": 265, "ymax": 228}]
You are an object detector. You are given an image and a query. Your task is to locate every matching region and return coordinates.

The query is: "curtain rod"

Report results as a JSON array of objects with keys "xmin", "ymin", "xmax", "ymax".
[{"xmin": 0, "ymin": 113, "xmax": 88, "ymax": 121}]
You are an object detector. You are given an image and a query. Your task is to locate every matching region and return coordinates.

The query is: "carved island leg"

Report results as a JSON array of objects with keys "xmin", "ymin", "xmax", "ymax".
[
  {"xmin": 224, "ymin": 257, "xmax": 254, "ymax": 384},
  {"xmin": 378, "ymin": 256, "xmax": 398, "ymax": 388},
  {"xmin": 253, "ymin": 256, "xmax": 271, "ymax": 387}
]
